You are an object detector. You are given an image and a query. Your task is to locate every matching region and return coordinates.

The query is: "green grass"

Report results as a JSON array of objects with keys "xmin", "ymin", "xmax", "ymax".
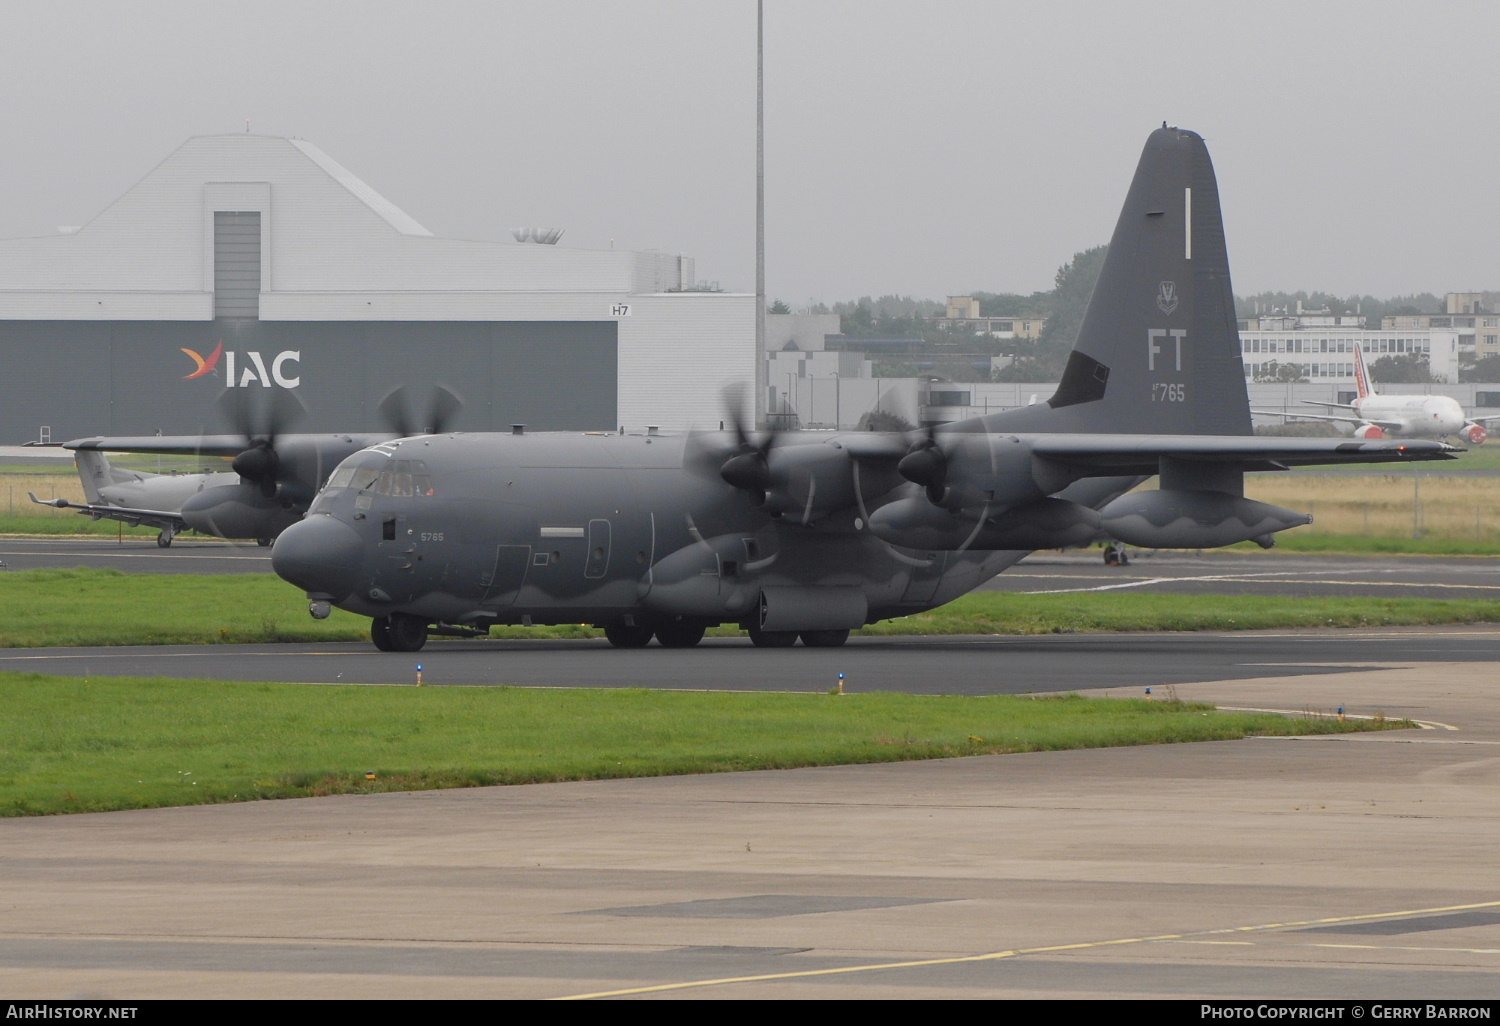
[
  {"xmin": 0, "ymin": 516, "xmax": 170, "ymax": 538},
  {"xmin": 2, "ymin": 568, "xmax": 1498, "ymax": 649},
  {"xmin": 855, "ymin": 591, "xmax": 1500, "ymax": 635},
  {"xmin": 0, "ymin": 568, "xmax": 369, "ymax": 646},
  {"xmin": 1231, "ymin": 532, "xmax": 1500, "ymax": 556},
  {"xmin": 0, "ymin": 672, "xmax": 1404, "ymax": 816}
]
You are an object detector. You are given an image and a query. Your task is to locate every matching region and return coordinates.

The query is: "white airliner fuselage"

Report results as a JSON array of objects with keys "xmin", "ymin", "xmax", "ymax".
[{"xmin": 1255, "ymin": 343, "xmax": 1489, "ymax": 444}]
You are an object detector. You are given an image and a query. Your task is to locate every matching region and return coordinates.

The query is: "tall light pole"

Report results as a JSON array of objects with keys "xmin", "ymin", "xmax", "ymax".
[{"xmin": 754, "ymin": 0, "xmax": 767, "ymax": 428}]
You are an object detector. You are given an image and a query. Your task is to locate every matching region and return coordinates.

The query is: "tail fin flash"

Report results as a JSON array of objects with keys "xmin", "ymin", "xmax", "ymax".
[
  {"xmin": 986, "ymin": 126, "xmax": 1250, "ymax": 436},
  {"xmin": 1352, "ymin": 343, "xmax": 1373, "ymax": 400}
]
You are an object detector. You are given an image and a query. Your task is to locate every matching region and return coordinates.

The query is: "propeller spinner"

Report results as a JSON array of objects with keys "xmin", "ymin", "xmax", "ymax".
[{"xmin": 216, "ymin": 388, "xmax": 306, "ymax": 499}]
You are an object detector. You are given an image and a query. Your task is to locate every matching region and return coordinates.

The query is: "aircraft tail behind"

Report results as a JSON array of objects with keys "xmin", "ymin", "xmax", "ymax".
[
  {"xmin": 73, "ymin": 449, "xmax": 149, "ymax": 503},
  {"xmin": 1352, "ymin": 343, "xmax": 1374, "ymax": 400},
  {"xmin": 983, "ymin": 126, "xmax": 1250, "ymax": 437}
]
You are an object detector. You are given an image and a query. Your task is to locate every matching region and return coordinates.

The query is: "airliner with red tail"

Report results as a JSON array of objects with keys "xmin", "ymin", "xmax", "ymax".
[{"xmin": 1255, "ymin": 343, "xmax": 1492, "ymax": 444}]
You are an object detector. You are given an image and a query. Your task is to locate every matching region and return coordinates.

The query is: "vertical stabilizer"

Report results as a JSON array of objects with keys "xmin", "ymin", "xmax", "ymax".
[
  {"xmin": 980, "ymin": 126, "xmax": 1250, "ymax": 436},
  {"xmin": 74, "ymin": 451, "xmax": 115, "ymax": 504},
  {"xmin": 74, "ymin": 450, "xmax": 151, "ymax": 503},
  {"xmin": 1352, "ymin": 343, "xmax": 1374, "ymax": 401}
]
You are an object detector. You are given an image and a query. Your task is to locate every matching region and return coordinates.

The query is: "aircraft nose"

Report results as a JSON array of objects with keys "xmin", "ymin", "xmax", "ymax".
[{"xmin": 272, "ymin": 514, "xmax": 364, "ymax": 600}]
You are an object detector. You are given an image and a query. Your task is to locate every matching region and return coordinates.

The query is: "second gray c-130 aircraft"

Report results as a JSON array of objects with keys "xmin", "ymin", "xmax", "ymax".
[{"xmin": 272, "ymin": 125, "xmax": 1459, "ymax": 653}]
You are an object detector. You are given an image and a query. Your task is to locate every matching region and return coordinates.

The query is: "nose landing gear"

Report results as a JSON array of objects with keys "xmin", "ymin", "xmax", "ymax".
[{"xmin": 371, "ymin": 613, "xmax": 428, "ymax": 652}]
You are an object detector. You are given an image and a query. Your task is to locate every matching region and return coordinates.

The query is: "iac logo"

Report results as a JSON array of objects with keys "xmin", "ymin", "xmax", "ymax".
[{"xmin": 180, "ymin": 341, "xmax": 300, "ymax": 388}]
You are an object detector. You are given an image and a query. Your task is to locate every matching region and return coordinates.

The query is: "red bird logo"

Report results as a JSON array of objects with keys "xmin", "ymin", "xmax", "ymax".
[{"xmin": 181, "ymin": 340, "xmax": 224, "ymax": 379}]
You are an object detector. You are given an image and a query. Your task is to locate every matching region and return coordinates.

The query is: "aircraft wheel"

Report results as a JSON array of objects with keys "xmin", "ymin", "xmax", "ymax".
[
  {"xmin": 256, "ymin": 537, "xmax": 272, "ymax": 547},
  {"xmin": 156, "ymin": 532, "xmax": 172, "ymax": 549},
  {"xmin": 799, "ymin": 629, "xmax": 850, "ymax": 648},
  {"xmin": 655, "ymin": 622, "xmax": 706, "ymax": 648},
  {"xmin": 386, "ymin": 613, "xmax": 429, "ymax": 652},
  {"xmin": 604, "ymin": 623, "xmax": 653, "ymax": 648},
  {"xmin": 748, "ymin": 627, "xmax": 798, "ymax": 648},
  {"xmin": 370, "ymin": 616, "xmax": 395, "ymax": 651}
]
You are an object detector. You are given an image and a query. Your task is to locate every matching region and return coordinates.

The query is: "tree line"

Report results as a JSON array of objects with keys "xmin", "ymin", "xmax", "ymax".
[{"xmin": 774, "ymin": 259, "xmax": 1499, "ymax": 383}]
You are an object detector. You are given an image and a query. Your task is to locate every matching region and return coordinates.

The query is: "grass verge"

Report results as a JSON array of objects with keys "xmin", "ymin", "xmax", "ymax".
[
  {"xmin": 3, "ymin": 568, "xmax": 1499, "ymax": 648},
  {"xmin": 0, "ymin": 672, "xmax": 1405, "ymax": 816},
  {"xmin": 1229, "ymin": 532, "xmax": 1500, "ymax": 556}
]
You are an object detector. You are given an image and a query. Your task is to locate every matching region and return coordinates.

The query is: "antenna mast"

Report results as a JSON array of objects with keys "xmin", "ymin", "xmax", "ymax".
[{"xmin": 754, "ymin": 0, "xmax": 767, "ymax": 428}]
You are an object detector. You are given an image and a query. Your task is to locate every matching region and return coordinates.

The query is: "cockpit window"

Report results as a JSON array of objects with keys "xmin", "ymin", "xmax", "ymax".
[
  {"xmin": 348, "ymin": 467, "xmax": 381, "ymax": 491},
  {"xmin": 321, "ymin": 455, "xmax": 434, "ymax": 508}
]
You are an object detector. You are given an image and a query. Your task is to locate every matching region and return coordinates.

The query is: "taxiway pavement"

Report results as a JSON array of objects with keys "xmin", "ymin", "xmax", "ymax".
[
  {"xmin": 5, "ymin": 627, "xmax": 1500, "ymax": 693},
  {"xmin": 4, "ymin": 662, "xmax": 1500, "ymax": 999},
  {"xmin": 6, "ymin": 537, "xmax": 1500, "ymax": 600}
]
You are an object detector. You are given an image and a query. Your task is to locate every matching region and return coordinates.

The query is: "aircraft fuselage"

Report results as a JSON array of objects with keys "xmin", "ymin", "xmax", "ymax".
[
  {"xmin": 278, "ymin": 431, "xmax": 1122, "ymax": 632},
  {"xmin": 1353, "ymin": 394, "xmax": 1466, "ymax": 437}
]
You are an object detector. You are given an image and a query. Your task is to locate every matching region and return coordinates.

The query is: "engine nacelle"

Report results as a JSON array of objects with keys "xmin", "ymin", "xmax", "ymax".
[
  {"xmin": 180, "ymin": 484, "xmax": 302, "ymax": 540},
  {"xmin": 1463, "ymin": 422, "xmax": 1488, "ymax": 445},
  {"xmin": 1353, "ymin": 424, "xmax": 1386, "ymax": 439},
  {"xmin": 911, "ymin": 434, "xmax": 1082, "ymax": 511},
  {"xmin": 867, "ymin": 496, "xmax": 1102, "ymax": 551},
  {"xmin": 1099, "ymin": 490, "xmax": 1311, "ymax": 549}
]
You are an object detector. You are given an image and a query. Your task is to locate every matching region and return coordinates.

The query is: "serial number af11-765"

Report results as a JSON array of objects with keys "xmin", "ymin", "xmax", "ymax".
[{"xmin": 271, "ymin": 126, "xmax": 1459, "ymax": 652}]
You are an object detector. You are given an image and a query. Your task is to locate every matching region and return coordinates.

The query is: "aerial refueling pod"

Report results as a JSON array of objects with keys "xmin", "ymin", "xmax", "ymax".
[
  {"xmin": 1098, "ymin": 490, "xmax": 1311, "ymax": 550},
  {"xmin": 867, "ymin": 496, "xmax": 1102, "ymax": 551}
]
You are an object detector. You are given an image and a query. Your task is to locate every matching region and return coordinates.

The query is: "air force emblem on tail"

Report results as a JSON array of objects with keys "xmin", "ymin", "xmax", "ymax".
[
  {"xmin": 1156, "ymin": 280, "xmax": 1179, "ymax": 315},
  {"xmin": 1149, "ymin": 281, "xmax": 1186, "ymax": 400}
]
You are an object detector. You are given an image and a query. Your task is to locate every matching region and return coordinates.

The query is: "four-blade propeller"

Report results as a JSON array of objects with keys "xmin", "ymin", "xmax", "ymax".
[
  {"xmin": 896, "ymin": 426, "xmax": 950, "ymax": 506},
  {"xmin": 377, "ymin": 384, "xmax": 465, "ymax": 439},
  {"xmin": 218, "ymin": 388, "xmax": 307, "ymax": 499}
]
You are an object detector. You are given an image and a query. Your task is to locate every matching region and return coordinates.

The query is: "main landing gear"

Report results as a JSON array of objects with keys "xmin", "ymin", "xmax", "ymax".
[
  {"xmin": 603, "ymin": 623, "xmax": 653, "ymax": 648},
  {"xmin": 600, "ymin": 621, "xmax": 709, "ymax": 648},
  {"xmin": 156, "ymin": 528, "xmax": 175, "ymax": 548},
  {"xmin": 371, "ymin": 613, "xmax": 428, "ymax": 652},
  {"xmin": 1103, "ymin": 542, "xmax": 1130, "ymax": 566},
  {"xmin": 654, "ymin": 622, "xmax": 706, "ymax": 648},
  {"xmin": 748, "ymin": 627, "xmax": 850, "ymax": 648}
]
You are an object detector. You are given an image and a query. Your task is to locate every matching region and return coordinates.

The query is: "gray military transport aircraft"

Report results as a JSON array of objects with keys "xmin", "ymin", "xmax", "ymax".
[
  {"xmin": 31, "ymin": 387, "xmax": 458, "ymax": 546},
  {"xmin": 270, "ymin": 125, "xmax": 1459, "ymax": 653}
]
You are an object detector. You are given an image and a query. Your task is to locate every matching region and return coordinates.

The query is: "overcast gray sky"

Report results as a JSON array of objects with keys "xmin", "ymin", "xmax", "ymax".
[{"xmin": 1, "ymin": 0, "xmax": 1495, "ymax": 304}]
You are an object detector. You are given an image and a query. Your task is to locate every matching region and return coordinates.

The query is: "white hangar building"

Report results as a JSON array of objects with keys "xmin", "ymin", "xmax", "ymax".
[{"xmin": 0, "ymin": 135, "xmax": 753, "ymax": 441}]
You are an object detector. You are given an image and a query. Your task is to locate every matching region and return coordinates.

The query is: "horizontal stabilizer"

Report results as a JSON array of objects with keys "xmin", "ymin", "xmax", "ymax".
[{"xmin": 29, "ymin": 492, "xmax": 186, "ymax": 532}]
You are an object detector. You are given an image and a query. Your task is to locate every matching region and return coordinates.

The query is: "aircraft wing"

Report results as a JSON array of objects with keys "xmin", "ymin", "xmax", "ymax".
[
  {"xmin": 65, "ymin": 433, "xmax": 392, "ymax": 458},
  {"xmin": 29, "ymin": 492, "xmax": 187, "ymax": 532},
  {"xmin": 1300, "ymin": 400, "xmax": 1357, "ymax": 411},
  {"xmin": 1252, "ymin": 408, "xmax": 1363, "ymax": 426},
  {"xmin": 1025, "ymin": 434, "xmax": 1457, "ymax": 476},
  {"xmin": 66, "ymin": 434, "xmax": 254, "ymax": 457},
  {"xmin": 1251, "ymin": 409, "xmax": 1409, "ymax": 431}
]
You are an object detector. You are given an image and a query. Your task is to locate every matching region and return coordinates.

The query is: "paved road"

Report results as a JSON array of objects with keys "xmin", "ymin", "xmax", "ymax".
[
  {"xmin": 6, "ymin": 627, "xmax": 1499, "ymax": 693},
  {"xmin": 0, "ymin": 537, "xmax": 271, "ymax": 574},
  {"xmin": 981, "ymin": 550, "xmax": 1500, "ymax": 600},
  {"xmin": 4, "ymin": 662, "xmax": 1500, "ymax": 999},
  {"xmin": 5, "ymin": 536, "xmax": 1500, "ymax": 599}
]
